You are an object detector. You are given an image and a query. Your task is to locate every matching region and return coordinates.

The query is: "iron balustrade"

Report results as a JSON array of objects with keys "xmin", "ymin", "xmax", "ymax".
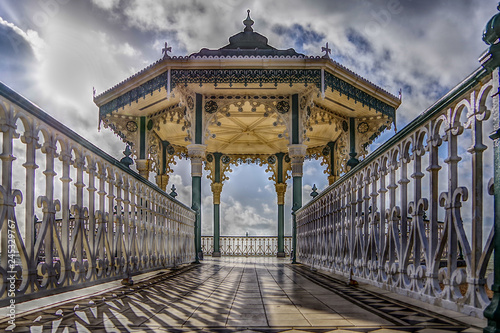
[
  {"xmin": 296, "ymin": 67, "xmax": 496, "ymax": 318},
  {"xmin": 0, "ymin": 83, "xmax": 196, "ymax": 304},
  {"xmin": 201, "ymin": 236, "xmax": 292, "ymax": 256}
]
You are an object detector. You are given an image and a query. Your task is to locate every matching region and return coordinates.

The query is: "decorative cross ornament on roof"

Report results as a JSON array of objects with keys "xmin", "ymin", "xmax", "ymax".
[
  {"xmin": 162, "ymin": 42, "xmax": 172, "ymax": 59},
  {"xmin": 321, "ymin": 42, "xmax": 331, "ymax": 59}
]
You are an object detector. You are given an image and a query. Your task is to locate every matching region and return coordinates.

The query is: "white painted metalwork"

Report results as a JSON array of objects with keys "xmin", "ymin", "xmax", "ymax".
[
  {"xmin": 296, "ymin": 70, "xmax": 496, "ymax": 318},
  {"xmin": 0, "ymin": 88, "xmax": 196, "ymax": 304},
  {"xmin": 202, "ymin": 236, "xmax": 292, "ymax": 256}
]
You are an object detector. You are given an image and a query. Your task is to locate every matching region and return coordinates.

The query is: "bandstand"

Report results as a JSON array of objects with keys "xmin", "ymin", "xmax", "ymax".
[{"xmin": 93, "ymin": 11, "xmax": 401, "ymax": 260}]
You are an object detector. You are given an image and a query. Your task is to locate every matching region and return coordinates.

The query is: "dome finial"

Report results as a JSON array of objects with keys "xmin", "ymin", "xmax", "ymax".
[{"xmin": 243, "ymin": 9, "xmax": 254, "ymax": 32}]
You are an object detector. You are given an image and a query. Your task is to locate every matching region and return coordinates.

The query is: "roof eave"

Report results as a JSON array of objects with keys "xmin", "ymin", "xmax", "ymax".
[{"xmin": 94, "ymin": 56, "xmax": 401, "ymax": 111}]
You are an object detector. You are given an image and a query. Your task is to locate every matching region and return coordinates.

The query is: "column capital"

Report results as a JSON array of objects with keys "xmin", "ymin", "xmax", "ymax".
[
  {"xmin": 275, "ymin": 182, "xmax": 287, "ymax": 205},
  {"xmin": 187, "ymin": 144, "xmax": 207, "ymax": 159},
  {"xmin": 187, "ymin": 144, "xmax": 207, "ymax": 177},
  {"xmin": 287, "ymin": 144, "xmax": 307, "ymax": 158},
  {"xmin": 288, "ymin": 144, "xmax": 307, "ymax": 177},
  {"xmin": 211, "ymin": 182, "xmax": 223, "ymax": 205}
]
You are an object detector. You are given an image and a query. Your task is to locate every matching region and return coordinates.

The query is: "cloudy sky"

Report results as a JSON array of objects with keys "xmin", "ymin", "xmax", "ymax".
[{"xmin": 0, "ymin": 0, "xmax": 497, "ymax": 237}]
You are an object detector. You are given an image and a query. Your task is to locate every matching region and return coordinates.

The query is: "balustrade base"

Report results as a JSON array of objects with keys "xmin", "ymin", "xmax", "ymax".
[
  {"xmin": 277, "ymin": 252, "xmax": 286, "ymax": 258},
  {"xmin": 212, "ymin": 251, "xmax": 221, "ymax": 257}
]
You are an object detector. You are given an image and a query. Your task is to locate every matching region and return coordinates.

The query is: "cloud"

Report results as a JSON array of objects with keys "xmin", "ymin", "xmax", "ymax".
[
  {"xmin": 92, "ymin": 0, "xmax": 120, "ymax": 10},
  {"xmin": 0, "ymin": 16, "xmax": 45, "ymax": 61},
  {"xmin": 219, "ymin": 197, "xmax": 275, "ymax": 236}
]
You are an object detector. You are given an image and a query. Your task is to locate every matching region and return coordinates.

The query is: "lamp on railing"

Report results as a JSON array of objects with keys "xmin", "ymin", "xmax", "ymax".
[
  {"xmin": 169, "ymin": 184, "xmax": 178, "ymax": 198},
  {"xmin": 310, "ymin": 184, "xmax": 319, "ymax": 198},
  {"xmin": 119, "ymin": 145, "xmax": 134, "ymax": 169}
]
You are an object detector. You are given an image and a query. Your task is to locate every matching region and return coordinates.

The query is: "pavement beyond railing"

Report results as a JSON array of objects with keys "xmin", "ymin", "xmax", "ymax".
[
  {"xmin": 201, "ymin": 236, "xmax": 292, "ymax": 256},
  {"xmin": 0, "ymin": 82, "xmax": 196, "ymax": 305},
  {"xmin": 296, "ymin": 67, "xmax": 496, "ymax": 318}
]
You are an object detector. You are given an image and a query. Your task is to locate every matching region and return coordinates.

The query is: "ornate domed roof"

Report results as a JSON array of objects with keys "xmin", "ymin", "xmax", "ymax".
[{"xmin": 190, "ymin": 10, "xmax": 303, "ymax": 57}]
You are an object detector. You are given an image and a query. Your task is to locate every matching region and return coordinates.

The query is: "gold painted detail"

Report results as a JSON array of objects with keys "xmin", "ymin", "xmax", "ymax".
[
  {"xmin": 156, "ymin": 174, "xmax": 170, "ymax": 191},
  {"xmin": 265, "ymin": 154, "xmax": 291, "ymax": 184},
  {"xmin": 275, "ymin": 183, "xmax": 287, "ymax": 205},
  {"xmin": 211, "ymin": 182, "xmax": 223, "ymax": 204},
  {"xmin": 136, "ymin": 159, "xmax": 150, "ymax": 179}
]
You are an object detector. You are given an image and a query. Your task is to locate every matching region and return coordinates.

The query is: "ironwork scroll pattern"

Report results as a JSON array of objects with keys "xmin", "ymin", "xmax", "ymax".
[
  {"xmin": 0, "ymin": 96, "xmax": 196, "ymax": 304},
  {"xmin": 201, "ymin": 236, "xmax": 292, "ymax": 257},
  {"xmin": 296, "ymin": 74, "xmax": 495, "ymax": 317}
]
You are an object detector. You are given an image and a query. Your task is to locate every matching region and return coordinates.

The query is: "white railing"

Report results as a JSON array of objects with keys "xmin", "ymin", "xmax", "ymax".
[
  {"xmin": 0, "ymin": 83, "xmax": 196, "ymax": 304},
  {"xmin": 201, "ymin": 236, "xmax": 292, "ymax": 256},
  {"xmin": 296, "ymin": 67, "xmax": 496, "ymax": 318}
]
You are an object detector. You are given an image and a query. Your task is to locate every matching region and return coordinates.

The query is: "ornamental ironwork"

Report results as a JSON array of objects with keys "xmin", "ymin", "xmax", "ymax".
[
  {"xmin": 187, "ymin": 96, "xmax": 194, "ymax": 110},
  {"xmin": 267, "ymin": 155, "xmax": 277, "ymax": 164},
  {"xmin": 324, "ymin": 71, "xmax": 396, "ymax": 119},
  {"xmin": 322, "ymin": 146, "xmax": 330, "ymax": 156},
  {"xmin": 276, "ymin": 101, "xmax": 290, "ymax": 114},
  {"xmin": 357, "ymin": 121, "xmax": 369, "ymax": 133},
  {"xmin": 342, "ymin": 120, "xmax": 349, "ymax": 132},
  {"xmin": 221, "ymin": 155, "xmax": 230, "ymax": 164},
  {"xmin": 205, "ymin": 100, "xmax": 218, "ymax": 114},
  {"xmin": 126, "ymin": 121, "xmax": 138, "ymax": 132},
  {"xmin": 171, "ymin": 69, "xmax": 321, "ymax": 88}
]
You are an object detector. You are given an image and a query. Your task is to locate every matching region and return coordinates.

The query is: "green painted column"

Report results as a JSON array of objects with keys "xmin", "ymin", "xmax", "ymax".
[
  {"xmin": 188, "ymin": 93, "xmax": 205, "ymax": 263},
  {"xmin": 292, "ymin": 175, "xmax": 302, "ymax": 264},
  {"xmin": 347, "ymin": 117, "xmax": 359, "ymax": 169},
  {"xmin": 276, "ymin": 153, "xmax": 286, "ymax": 257},
  {"xmin": 212, "ymin": 152, "xmax": 222, "ymax": 257},
  {"xmin": 136, "ymin": 116, "xmax": 150, "ymax": 179},
  {"xmin": 289, "ymin": 93, "xmax": 306, "ymax": 264},
  {"xmin": 213, "ymin": 204, "xmax": 220, "ymax": 256},
  {"xmin": 327, "ymin": 141, "xmax": 336, "ymax": 185},
  {"xmin": 192, "ymin": 175, "xmax": 201, "ymax": 262}
]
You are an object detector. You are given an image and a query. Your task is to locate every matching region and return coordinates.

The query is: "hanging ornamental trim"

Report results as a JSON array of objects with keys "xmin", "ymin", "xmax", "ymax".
[
  {"xmin": 98, "ymin": 69, "xmax": 396, "ymax": 120},
  {"xmin": 324, "ymin": 72, "xmax": 396, "ymax": 119}
]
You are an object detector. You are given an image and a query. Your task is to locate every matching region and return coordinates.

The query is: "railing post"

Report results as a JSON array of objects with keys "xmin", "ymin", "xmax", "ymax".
[
  {"xmin": 484, "ymin": 68, "xmax": 500, "ymax": 333},
  {"xmin": 482, "ymin": 5, "xmax": 500, "ymax": 331}
]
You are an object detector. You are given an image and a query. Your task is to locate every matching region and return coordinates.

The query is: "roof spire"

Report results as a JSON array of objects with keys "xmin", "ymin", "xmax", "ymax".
[{"xmin": 243, "ymin": 9, "xmax": 254, "ymax": 32}]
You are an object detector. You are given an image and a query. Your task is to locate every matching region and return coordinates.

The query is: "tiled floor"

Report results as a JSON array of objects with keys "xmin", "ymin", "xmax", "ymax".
[{"xmin": 0, "ymin": 257, "xmax": 485, "ymax": 332}]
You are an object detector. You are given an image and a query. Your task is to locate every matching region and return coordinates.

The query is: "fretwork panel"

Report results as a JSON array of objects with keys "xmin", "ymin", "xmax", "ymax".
[
  {"xmin": 0, "ymin": 95, "xmax": 196, "ymax": 304},
  {"xmin": 296, "ymin": 73, "xmax": 495, "ymax": 317}
]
